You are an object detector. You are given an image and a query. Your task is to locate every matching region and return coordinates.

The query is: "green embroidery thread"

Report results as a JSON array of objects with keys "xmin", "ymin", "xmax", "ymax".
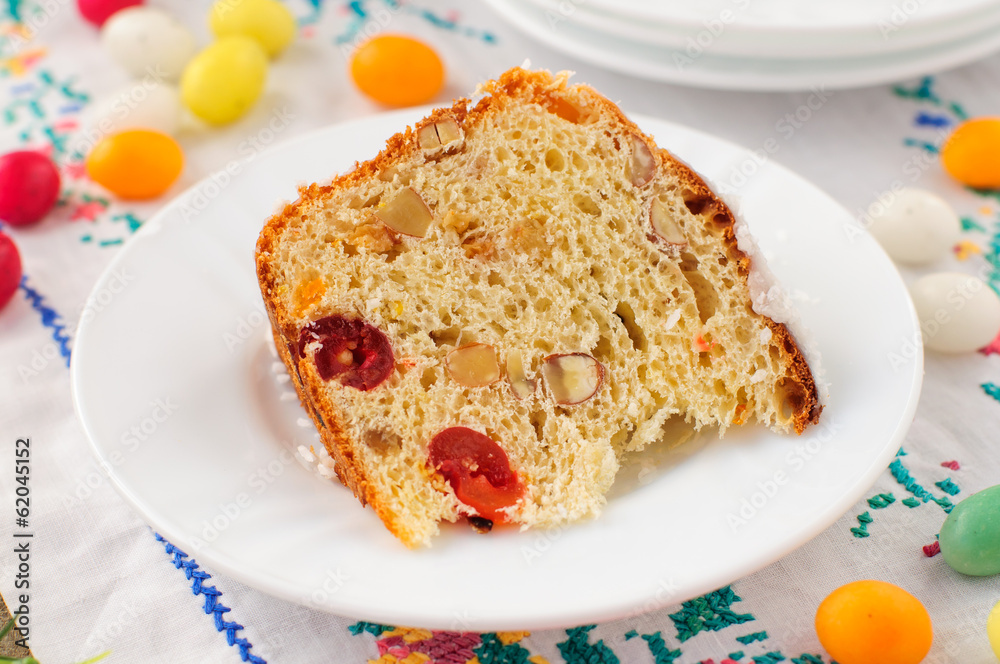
[
  {"xmin": 640, "ymin": 632, "xmax": 682, "ymax": 664},
  {"xmin": 557, "ymin": 626, "xmax": 619, "ymax": 664},
  {"xmin": 850, "ymin": 511, "xmax": 873, "ymax": 538},
  {"xmin": 736, "ymin": 631, "xmax": 769, "ymax": 645},
  {"xmin": 668, "ymin": 585, "xmax": 755, "ymax": 643},
  {"xmin": 934, "ymin": 478, "xmax": 960, "ymax": 496},
  {"xmin": 867, "ymin": 493, "xmax": 896, "ymax": 509}
]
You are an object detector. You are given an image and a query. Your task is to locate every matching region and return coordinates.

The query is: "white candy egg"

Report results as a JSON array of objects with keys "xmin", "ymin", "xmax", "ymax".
[
  {"xmin": 100, "ymin": 7, "xmax": 197, "ymax": 81},
  {"xmin": 867, "ymin": 188, "xmax": 961, "ymax": 264},
  {"xmin": 910, "ymin": 272, "xmax": 1000, "ymax": 352},
  {"xmin": 86, "ymin": 83, "xmax": 182, "ymax": 136}
]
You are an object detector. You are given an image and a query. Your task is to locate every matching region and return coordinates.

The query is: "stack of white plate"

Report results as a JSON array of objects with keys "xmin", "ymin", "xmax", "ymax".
[{"xmin": 484, "ymin": 0, "xmax": 1000, "ymax": 90}]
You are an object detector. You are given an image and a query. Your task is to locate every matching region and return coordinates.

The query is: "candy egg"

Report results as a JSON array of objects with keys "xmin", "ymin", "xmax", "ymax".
[
  {"xmin": 939, "ymin": 484, "xmax": 1000, "ymax": 576},
  {"xmin": 0, "ymin": 151, "xmax": 61, "ymax": 227},
  {"xmin": 988, "ymin": 600, "xmax": 1000, "ymax": 659},
  {"xmin": 209, "ymin": 0, "xmax": 296, "ymax": 58},
  {"xmin": 85, "ymin": 83, "xmax": 182, "ymax": 137},
  {"xmin": 0, "ymin": 232, "xmax": 22, "ymax": 312},
  {"xmin": 85, "ymin": 129, "xmax": 183, "ymax": 199},
  {"xmin": 181, "ymin": 36, "xmax": 268, "ymax": 125},
  {"xmin": 910, "ymin": 273, "xmax": 1000, "ymax": 352},
  {"xmin": 815, "ymin": 580, "xmax": 932, "ymax": 664},
  {"xmin": 78, "ymin": 0, "xmax": 143, "ymax": 27},
  {"xmin": 350, "ymin": 34, "xmax": 444, "ymax": 107},
  {"xmin": 867, "ymin": 188, "xmax": 961, "ymax": 265},
  {"xmin": 942, "ymin": 118, "xmax": 1000, "ymax": 189},
  {"xmin": 101, "ymin": 7, "xmax": 197, "ymax": 81}
]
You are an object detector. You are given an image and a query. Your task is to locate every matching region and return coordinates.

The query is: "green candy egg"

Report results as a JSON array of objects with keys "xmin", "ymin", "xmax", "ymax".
[{"xmin": 939, "ymin": 484, "xmax": 1000, "ymax": 576}]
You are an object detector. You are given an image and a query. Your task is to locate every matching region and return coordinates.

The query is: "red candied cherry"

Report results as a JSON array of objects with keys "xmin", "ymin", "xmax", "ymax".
[
  {"xmin": 78, "ymin": 0, "xmax": 143, "ymax": 26},
  {"xmin": 297, "ymin": 315, "xmax": 394, "ymax": 390},
  {"xmin": 0, "ymin": 151, "xmax": 61, "ymax": 227},
  {"xmin": 428, "ymin": 427, "xmax": 525, "ymax": 523},
  {"xmin": 0, "ymin": 232, "xmax": 23, "ymax": 311}
]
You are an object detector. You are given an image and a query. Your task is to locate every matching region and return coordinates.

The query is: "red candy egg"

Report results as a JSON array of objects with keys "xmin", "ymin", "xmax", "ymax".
[
  {"xmin": 0, "ymin": 232, "xmax": 23, "ymax": 311},
  {"xmin": 0, "ymin": 151, "xmax": 61, "ymax": 227},
  {"xmin": 78, "ymin": 0, "xmax": 143, "ymax": 26}
]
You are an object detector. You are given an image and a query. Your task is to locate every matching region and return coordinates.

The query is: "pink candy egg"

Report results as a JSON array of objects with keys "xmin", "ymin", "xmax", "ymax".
[
  {"xmin": 77, "ymin": 0, "xmax": 143, "ymax": 26},
  {"xmin": 0, "ymin": 232, "xmax": 22, "ymax": 312},
  {"xmin": 0, "ymin": 151, "xmax": 61, "ymax": 227}
]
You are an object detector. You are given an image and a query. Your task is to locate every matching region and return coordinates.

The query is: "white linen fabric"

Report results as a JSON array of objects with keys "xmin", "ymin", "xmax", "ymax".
[{"xmin": 1, "ymin": 1, "xmax": 998, "ymax": 662}]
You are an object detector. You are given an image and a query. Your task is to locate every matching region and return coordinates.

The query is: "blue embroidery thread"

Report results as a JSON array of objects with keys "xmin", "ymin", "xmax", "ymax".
[{"xmin": 153, "ymin": 533, "xmax": 267, "ymax": 664}]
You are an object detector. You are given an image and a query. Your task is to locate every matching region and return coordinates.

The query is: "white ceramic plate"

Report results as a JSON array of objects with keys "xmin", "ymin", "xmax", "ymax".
[
  {"xmin": 72, "ymin": 108, "xmax": 922, "ymax": 631},
  {"xmin": 585, "ymin": 0, "xmax": 999, "ymax": 32},
  {"xmin": 487, "ymin": 0, "xmax": 1000, "ymax": 90},
  {"xmin": 520, "ymin": 0, "xmax": 1000, "ymax": 59}
]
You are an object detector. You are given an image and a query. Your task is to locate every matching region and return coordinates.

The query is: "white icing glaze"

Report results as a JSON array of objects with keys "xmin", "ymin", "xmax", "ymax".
[{"xmin": 708, "ymin": 184, "xmax": 829, "ymax": 406}]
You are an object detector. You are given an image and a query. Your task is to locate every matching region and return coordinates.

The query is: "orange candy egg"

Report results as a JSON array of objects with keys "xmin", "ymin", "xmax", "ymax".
[
  {"xmin": 815, "ymin": 580, "xmax": 932, "ymax": 664},
  {"xmin": 86, "ymin": 129, "xmax": 183, "ymax": 200},
  {"xmin": 941, "ymin": 117, "xmax": 1000, "ymax": 189},
  {"xmin": 350, "ymin": 34, "xmax": 444, "ymax": 107}
]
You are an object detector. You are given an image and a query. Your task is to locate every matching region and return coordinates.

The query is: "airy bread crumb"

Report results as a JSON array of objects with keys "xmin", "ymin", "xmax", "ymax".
[{"xmin": 256, "ymin": 68, "xmax": 822, "ymax": 547}]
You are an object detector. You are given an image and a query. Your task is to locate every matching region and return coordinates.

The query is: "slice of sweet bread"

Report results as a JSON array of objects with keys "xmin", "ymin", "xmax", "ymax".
[{"xmin": 256, "ymin": 67, "xmax": 822, "ymax": 547}]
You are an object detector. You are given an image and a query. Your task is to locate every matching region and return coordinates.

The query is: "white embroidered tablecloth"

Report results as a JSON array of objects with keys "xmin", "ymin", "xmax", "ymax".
[{"xmin": 1, "ymin": 1, "xmax": 999, "ymax": 662}]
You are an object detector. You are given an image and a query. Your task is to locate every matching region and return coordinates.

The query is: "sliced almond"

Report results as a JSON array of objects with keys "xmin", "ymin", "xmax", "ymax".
[
  {"xmin": 628, "ymin": 134, "xmax": 656, "ymax": 187},
  {"xmin": 416, "ymin": 123, "xmax": 440, "ymax": 150},
  {"xmin": 435, "ymin": 118, "xmax": 463, "ymax": 145},
  {"xmin": 375, "ymin": 188, "xmax": 433, "ymax": 238},
  {"xmin": 506, "ymin": 349, "xmax": 536, "ymax": 399},
  {"xmin": 446, "ymin": 343, "xmax": 501, "ymax": 387},
  {"xmin": 649, "ymin": 199, "xmax": 687, "ymax": 246},
  {"xmin": 416, "ymin": 117, "xmax": 464, "ymax": 152},
  {"xmin": 541, "ymin": 353, "xmax": 604, "ymax": 405}
]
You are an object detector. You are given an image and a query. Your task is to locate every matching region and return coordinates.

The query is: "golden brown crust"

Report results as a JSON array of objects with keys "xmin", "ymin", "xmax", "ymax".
[
  {"xmin": 255, "ymin": 67, "xmax": 822, "ymax": 544},
  {"xmin": 647, "ymin": 151, "xmax": 822, "ymax": 434}
]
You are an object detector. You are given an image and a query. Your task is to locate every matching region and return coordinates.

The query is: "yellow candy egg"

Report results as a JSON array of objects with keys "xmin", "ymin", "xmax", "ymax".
[
  {"xmin": 181, "ymin": 36, "xmax": 268, "ymax": 125},
  {"xmin": 941, "ymin": 117, "xmax": 1000, "ymax": 189},
  {"xmin": 815, "ymin": 580, "xmax": 933, "ymax": 664},
  {"xmin": 86, "ymin": 129, "xmax": 183, "ymax": 200},
  {"xmin": 988, "ymin": 599, "xmax": 1000, "ymax": 660},
  {"xmin": 209, "ymin": 0, "xmax": 296, "ymax": 58}
]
